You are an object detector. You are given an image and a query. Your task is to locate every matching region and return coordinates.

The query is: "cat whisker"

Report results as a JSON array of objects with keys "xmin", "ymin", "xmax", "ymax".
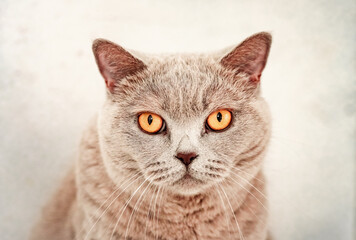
[
  {"xmin": 152, "ymin": 186, "xmax": 162, "ymax": 240},
  {"xmin": 207, "ymin": 159, "xmax": 229, "ymax": 167},
  {"xmin": 229, "ymin": 171, "xmax": 267, "ymax": 199},
  {"xmin": 153, "ymin": 175, "xmax": 170, "ymax": 182},
  {"xmin": 215, "ymin": 187, "xmax": 232, "ymax": 239},
  {"xmin": 226, "ymin": 176, "xmax": 268, "ymax": 213},
  {"xmin": 190, "ymin": 169, "xmax": 222, "ymax": 180},
  {"xmin": 83, "ymin": 172, "xmax": 141, "ymax": 240},
  {"xmin": 152, "ymin": 170, "xmax": 181, "ymax": 183},
  {"xmin": 227, "ymin": 188, "xmax": 265, "ymax": 225},
  {"xmin": 154, "ymin": 187, "xmax": 165, "ymax": 240},
  {"xmin": 147, "ymin": 167, "xmax": 170, "ymax": 176},
  {"xmin": 145, "ymin": 161, "xmax": 162, "ymax": 168},
  {"xmin": 230, "ymin": 166, "xmax": 265, "ymax": 184},
  {"xmin": 109, "ymin": 175, "xmax": 153, "ymax": 240},
  {"xmin": 144, "ymin": 185, "xmax": 158, "ymax": 240},
  {"xmin": 204, "ymin": 172, "xmax": 222, "ymax": 179},
  {"xmin": 124, "ymin": 180, "xmax": 154, "ymax": 239},
  {"xmin": 219, "ymin": 185, "xmax": 245, "ymax": 240},
  {"xmin": 204, "ymin": 165, "xmax": 226, "ymax": 173}
]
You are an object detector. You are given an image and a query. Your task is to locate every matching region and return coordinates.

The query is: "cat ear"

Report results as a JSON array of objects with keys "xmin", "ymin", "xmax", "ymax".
[
  {"xmin": 92, "ymin": 39, "xmax": 146, "ymax": 93},
  {"xmin": 220, "ymin": 32, "xmax": 272, "ymax": 84}
]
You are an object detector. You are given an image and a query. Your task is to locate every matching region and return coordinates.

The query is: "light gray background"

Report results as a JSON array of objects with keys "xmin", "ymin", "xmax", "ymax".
[{"xmin": 0, "ymin": 0, "xmax": 355, "ymax": 239}]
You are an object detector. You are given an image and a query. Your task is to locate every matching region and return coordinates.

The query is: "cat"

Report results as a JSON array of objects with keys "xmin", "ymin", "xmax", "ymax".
[{"xmin": 30, "ymin": 32, "xmax": 272, "ymax": 240}]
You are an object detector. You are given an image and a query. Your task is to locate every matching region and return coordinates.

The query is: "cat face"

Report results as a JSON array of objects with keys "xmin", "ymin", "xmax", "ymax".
[{"xmin": 94, "ymin": 33, "xmax": 272, "ymax": 195}]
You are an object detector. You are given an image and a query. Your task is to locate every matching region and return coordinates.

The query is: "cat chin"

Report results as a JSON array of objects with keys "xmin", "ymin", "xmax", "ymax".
[
  {"xmin": 165, "ymin": 174, "xmax": 210, "ymax": 195},
  {"xmin": 169, "ymin": 186, "xmax": 206, "ymax": 196}
]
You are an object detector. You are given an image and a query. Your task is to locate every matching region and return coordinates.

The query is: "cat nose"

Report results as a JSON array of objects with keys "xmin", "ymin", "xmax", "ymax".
[{"xmin": 175, "ymin": 152, "xmax": 198, "ymax": 166}]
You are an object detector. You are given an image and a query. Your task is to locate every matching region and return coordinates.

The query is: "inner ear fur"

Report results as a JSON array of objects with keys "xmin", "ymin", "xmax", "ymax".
[
  {"xmin": 92, "ymin": 39, "xmax": 146, "ymax": 93},
  {"xmin": 220, "ymin": 32, "xmax": 272, "ymax": 84}
]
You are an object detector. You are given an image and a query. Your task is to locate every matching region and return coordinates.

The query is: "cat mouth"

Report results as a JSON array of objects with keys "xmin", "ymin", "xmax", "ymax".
[
  {"xmin": 182, "ymin": 173, "xmax": 194, "ymax": 180},
  {"xmin": 173, "ymin": 172, "xmax": 204, "ymax": 186}
]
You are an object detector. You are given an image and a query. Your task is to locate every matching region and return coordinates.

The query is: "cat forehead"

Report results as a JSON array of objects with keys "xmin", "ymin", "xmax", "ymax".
[
  {"xmin": 149, "ymin": 54, "xmax": 218, "ymax": 79},
  {"xmin": 118, "ymin": 54, "xmax": 249, "ymax": 120}
]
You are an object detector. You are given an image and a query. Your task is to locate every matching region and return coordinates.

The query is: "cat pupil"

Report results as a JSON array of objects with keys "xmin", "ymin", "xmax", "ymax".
[
  {"xmin": 217, "ymin": 112, "xmax": 222, "ymax": 122},
  {"xmin": 147, "ymin": 115, "xmax": 153, "ymax": 125}
]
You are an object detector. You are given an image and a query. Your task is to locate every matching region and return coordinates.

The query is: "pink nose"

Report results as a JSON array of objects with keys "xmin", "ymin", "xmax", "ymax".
[{"xmin": 175, "ymin": 152, "xmax": 198, "ymax": 166}]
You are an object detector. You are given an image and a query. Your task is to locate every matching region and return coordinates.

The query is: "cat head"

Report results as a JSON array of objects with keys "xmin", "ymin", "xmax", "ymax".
[{"xmin": 93, "ymin": 32, "xmax": 272, "ymax": 195}]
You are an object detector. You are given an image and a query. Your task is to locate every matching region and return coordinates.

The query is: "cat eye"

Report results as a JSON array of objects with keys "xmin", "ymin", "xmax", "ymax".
[
  {"xmin": 206, "ymin": 109, "xmax": 232, "ymax": 131},
  {"xmin": 138, "ymin": 112, "xmax": 165, "ymax": 134}
]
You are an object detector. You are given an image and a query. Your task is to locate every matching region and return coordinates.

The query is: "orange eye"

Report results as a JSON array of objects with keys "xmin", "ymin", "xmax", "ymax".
[
  {"xmin": 206, "ymin": 109, "xmax": 232, "ymax": 131},
  {"xmin": 138, "ymin": 112, "xmax": 164, "ymax": 134}
]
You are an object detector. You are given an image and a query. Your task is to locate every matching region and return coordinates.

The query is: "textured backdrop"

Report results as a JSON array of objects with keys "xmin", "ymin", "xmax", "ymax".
[{"xmin": 0, "ymin": 0, "xmax": 355, "ymax": 239}]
